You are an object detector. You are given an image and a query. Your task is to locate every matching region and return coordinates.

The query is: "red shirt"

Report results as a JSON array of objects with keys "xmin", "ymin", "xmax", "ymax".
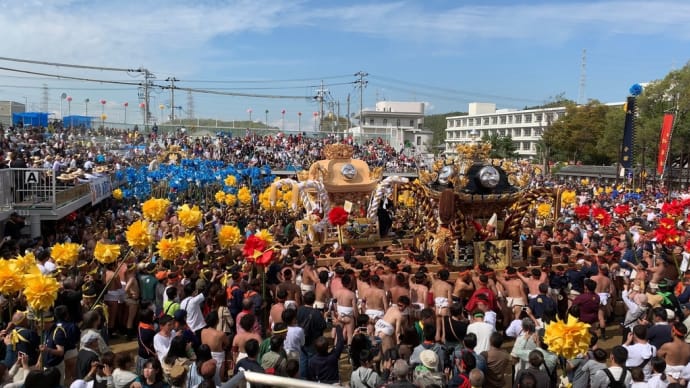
[
  {"xmin": 572, "ymin": 291, "xmax": 600, "ymax": 324},
  {"xmin": 465, "ymin": 287, "xmax": 497, "ymax": 312}
]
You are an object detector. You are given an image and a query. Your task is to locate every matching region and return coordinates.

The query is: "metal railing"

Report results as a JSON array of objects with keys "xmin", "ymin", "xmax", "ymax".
[
  {"xmin": 0, "ymin": 168, "xmax": 94, "ymax": 211},
  {"xmin": 242, "ymin": 371, "xmax": 334, "ymax": 388}
]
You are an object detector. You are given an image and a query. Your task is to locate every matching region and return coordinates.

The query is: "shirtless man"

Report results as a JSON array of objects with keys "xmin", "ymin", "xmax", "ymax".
[
  {"xmin": 269, "ymin": 289, "xmax": 287, "ymax": 330},
  {"xmin": 496, "ymin": 267, "xmax": 528, "ymax": 322},
  {"xmin": 356, "ymin": 270, "xmax": 371, "ymax": 298},
  {"xmin": 103, "ymin": 262, "xmax": 123, "ymax": 335},
  {"xmin": 375, "ymin": 296, "xmax": 410, "ymax": 355},
  {"xmin": 377, "ymin": 265, "xmax": 395, "ymax": 292},
  {"xmin": 277, "ymin": 268, "xmax": 302, "ymax": 309},
  {"xmin": 329, "ymin": 266, "xmax": 345, "ymax": 296},
  {"xmin": 657, "ymin": 322, "xmax": 690, "ymax": 380},
  {"xmin": 333, "ymin": 274, "xmax": 357, "ymax": 346},
  {"xmin": 202, "ymin": 311, "xmax": 230, "ymax": 384},
  {"xmin": 431, "ymin": 270, "xmax": 453, "ymax": 342},
  {"xmin": 453, "ymin": 270, "xmax": 474, "ymax": 304},
  {"xmin": 360, "ymin": 274, "xmax": 388, "ymax": 333},
  {"xmin": 389, "ymin": 273, "xmax": 409, "ymax": 307},
  {"xmin": 409, "ymin": 272, "xmax": 429, "ymax": 319},
  {"xmin": 517, "ymin": 268, "xmax": 548, "ymax": 301},
  {"xmin": 591, "ymin": 265, "xmax": 615, "ymax": 339},
  {"xmin": 300, "ymin": 257, "xmax": 319, "ymax": 297},
  {"xmin": 231, "ymin": 313, "xmax": 263, "ymax": 368},
  {"xmin": 314, "ymin": 271, "xmax": 331, "ymax": 311}
]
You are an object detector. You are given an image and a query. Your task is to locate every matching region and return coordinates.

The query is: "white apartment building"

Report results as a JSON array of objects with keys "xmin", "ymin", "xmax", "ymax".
[
  {"xmin": 444, "ymin": 102, "xmax": 566, "ymax": 158},
  {"xmin": 348, "ymin": 101, "xmax": 434, "ymax": 154}
]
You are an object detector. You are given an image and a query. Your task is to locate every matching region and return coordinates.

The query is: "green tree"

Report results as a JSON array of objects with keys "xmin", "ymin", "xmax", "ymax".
[
  {"xmin": 425, "ymin": 111, "xmax": 466, "ymax": 148},
  {"xmin": 542, "ymin": 100, "xmax": 620, "ymax": 164},
  {"xmin": 637, "ymin": 62, "xmax": 690, "ymax": 165},
  {"xmin": 482, "ymin": 133, "xmax": 518, "ymax": 159}
]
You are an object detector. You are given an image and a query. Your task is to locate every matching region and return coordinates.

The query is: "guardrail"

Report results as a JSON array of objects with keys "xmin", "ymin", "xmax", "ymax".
[{"xmin": 0, "ymin": 168, "xmax": 110, "ymax": 213}]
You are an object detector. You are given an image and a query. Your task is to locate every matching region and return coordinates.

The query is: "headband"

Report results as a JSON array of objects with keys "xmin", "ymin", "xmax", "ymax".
[
  {"xmin": 672, "ymin": 325, "xmax": 685, "ymax": 338},
  {"xmin": 272, "ymin": 328, "xmax": 288, "ymax": 335}
]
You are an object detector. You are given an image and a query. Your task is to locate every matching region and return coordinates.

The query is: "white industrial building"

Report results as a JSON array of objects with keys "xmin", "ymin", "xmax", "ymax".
[
  {"xmin": 348, "ymin": 101, "xmax": 434, "ymax": 154},
  {"xmin": 444, "ymin": 102, "xmax": 566, "ymax": 158}
]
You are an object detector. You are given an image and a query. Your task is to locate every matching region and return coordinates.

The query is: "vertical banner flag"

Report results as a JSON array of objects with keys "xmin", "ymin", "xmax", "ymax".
[
  {"xmin": 620, "ymin": 96, "xmax": 636, "ymax": 171},
  {"xmin": 656, "ymin": 113, "xmax": 675, "ymax": 177}
]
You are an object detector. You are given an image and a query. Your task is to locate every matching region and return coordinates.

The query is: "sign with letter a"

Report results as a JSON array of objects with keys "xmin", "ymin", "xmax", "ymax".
[{"xmin": 25, "ymin": 171, "xmax": 39, "ymax": 184}]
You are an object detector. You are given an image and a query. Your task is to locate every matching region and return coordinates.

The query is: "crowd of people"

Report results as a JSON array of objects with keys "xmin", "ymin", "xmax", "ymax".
[{"xmin": 4, "ymin": 122, "xmax": 690, "ymax": 388}]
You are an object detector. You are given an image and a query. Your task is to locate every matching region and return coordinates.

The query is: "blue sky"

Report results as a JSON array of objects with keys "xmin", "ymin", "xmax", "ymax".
[{"xmin": 0, "ymin": 0, "xmax": 687, "ymax": 130}]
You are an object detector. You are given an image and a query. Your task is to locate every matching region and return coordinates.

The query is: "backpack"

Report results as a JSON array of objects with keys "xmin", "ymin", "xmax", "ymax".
[
  {"xmin": 603, "ymin": 368, "xmax": 627, "ymax": 388},
  {"xmin": 156, "ymin": 301, "xmax": 176, "ymax": 321}
]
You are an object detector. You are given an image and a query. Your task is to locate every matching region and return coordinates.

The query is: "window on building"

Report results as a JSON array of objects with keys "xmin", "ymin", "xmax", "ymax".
[
  {"xmin": 515, "ymin": 116, "xmax": 522, "ymax": 124},
  {"xmin": 522, "ymin": 142, "xmax": 529, "ymax": 150},
  {"xmin": 396, "ymin": 119, "xmax": 401, "ymax": 126},
  {"xmin": 369, "ymin": 119, "xmax": 374, "ymax": 125},
  {"xmin": 525, "ymin": 114, "xmax": 531, "ymax": 123},
  {"xmin": 468, "ymin": 118, "xmax": 474, "ymax": 125},
  {"xmin": 416, "ymin": 136, "xmax": 421, "ymax": 146},
  {"xmin": 535, "ymin": 114, "xmax": 542, "ymax": 122},
  {"xmin": 491, "ymin": 117, "xmax": 497, "ymax": 124},
  {"xmin": 483, "ymin": 118, "xmax": 490, "ymax": 125},
  {"xmin": 508, "ymin": 116, "xmax": 513, "ymax": 124},
  {"xmin": 383, "ymin": 119, "xmax": 387, "ymax": 125},
  {"xmin": 534, "ymin": 128, "xmax": 542, "ymax": 136},
  {"xmin": 500, "ymin": 116, "xmax": 506, "ymax": 124},
  {"xmin": 546, "ymin": 113, "xmax": 554, "ymax": 122},
  {"xmin": 410, "ymin": 119, "xmax": 414, "ymax": 127}
]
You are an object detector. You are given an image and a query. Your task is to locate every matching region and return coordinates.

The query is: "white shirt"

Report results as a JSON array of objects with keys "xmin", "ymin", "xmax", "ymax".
[
  {"xmin": 647, "ymin": 373, "xmax": 669, "ymax": 388},
  {"xmin": 624, "ymin": 342, "xmax": 656, "ymax": 380},
  {"xmin": 181, "ymin": 293, "xmax": 206, "ymax": 332},
  {"xmin": 153, "ymin": 332, "xmax": 172, "ymax": 364},
  {"xmin": 505, "ymin": 319, "xmax": 523, "ymax": 338},
  {"xmin": 466, "ymin": 321, "xmax": 495, "ymax": 354},
  {"xmin": 483, "ymin": 311, "xmax": 497, "ymax": 327},
  {"xmin": 283, "ymin": 326, "xmax": 305, "ymax": 354}
]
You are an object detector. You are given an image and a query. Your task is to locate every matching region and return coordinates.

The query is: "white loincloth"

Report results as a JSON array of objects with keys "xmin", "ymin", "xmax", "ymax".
[
  {"xmin": 506, "ymin": 297, "xmax": 526, "ymax": 307},
  {"xmin": 365, "ymin": 309, "xmax": 384, "ymax": 321},
  {"xmin": 667, "ymin": 364, "xmax": 685, "ymax": 379},
  {"xmin": 434, "ymin": 297, "xmax": 449, "ymax": 309},
  {"xmin": 300, "ymin": 283, "xmax": 315, "ymax": 295},
  {"xmin": 104, "ymin": 289, "xmax": 125, "ymax": 303},
  {"xmin": 375, "ymin": 319, "xmax": 394, "ymax": 336},
  {"xmin": 314, "ymin": 301, "xmax": 326, "ymax": 310},
  {"xmin": 597, "ymin": 292, "xmax": 609, "ymax": 306},
  {"xmin": 285, "ymin": 300, "xmax": 297, "ymax": 309},
  {"xmin": 337, "ymin": 305, "xmax": 354, "ymax": 318}
]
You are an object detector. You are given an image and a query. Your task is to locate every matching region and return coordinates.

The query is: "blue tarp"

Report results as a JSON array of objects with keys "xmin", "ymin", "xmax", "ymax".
[
  {"xmin": 63, "ymin": 115, "xmax": 92, "ymax": 128},
  {"xmin": 12, "ymin": 112, "xmax": 49, "ymax": 127}
]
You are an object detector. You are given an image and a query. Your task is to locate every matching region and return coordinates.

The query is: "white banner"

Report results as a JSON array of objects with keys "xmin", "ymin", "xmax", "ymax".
[{"xmin": 90, "ymin": 176, "xmax": 112, "ymax": 205}]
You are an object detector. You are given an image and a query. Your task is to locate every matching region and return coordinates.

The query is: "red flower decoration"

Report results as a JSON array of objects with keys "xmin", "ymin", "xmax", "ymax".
[
  {"xmin": 328, "ymin": 206, "xmax": 349, "ymax": 226},
  {"xmin": 592, "ymin": 208, "xmax": 612, "ymax": 227},
  {"xmin": 255, "ymin": 249, "xmax": 275, "ymax": 266},
  {"xmin": 661, "ymin": 200, "xmax": 684, "ymax": 217},
  {"xmin": 655, "ymin": 217, "xmax": 681, "ymax": 246},
  {"xmin": 242, "ymin": 235, "xmax": 266, "ymax": 260},
  {"xmin": 573, "ymin": 205, "xmax": 591, "ymax": 220},
  {"xmin": 613, "ymin": 204, "xmax": 630, "ymax": 218}
]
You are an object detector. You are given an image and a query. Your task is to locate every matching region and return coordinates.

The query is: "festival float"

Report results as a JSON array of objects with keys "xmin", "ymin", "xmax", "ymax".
[{"xmin": 270, "ymin": 142, "xmax": 560, "ymax": 269}]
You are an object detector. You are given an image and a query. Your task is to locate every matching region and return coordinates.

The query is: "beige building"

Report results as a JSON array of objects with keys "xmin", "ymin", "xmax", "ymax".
[
  {"xmin": 0, "ymin": 101, "xmax": 26, "ymax": 127},
  {"xmin": 348, "ymin": 101, "xmax": 434, "ymax": 154},
  {"xmin": 444, "ymin": 102, "xmax": 566, "ymax": 158}
]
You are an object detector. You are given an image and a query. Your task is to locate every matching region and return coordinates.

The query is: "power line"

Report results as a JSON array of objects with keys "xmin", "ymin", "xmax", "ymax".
[
  {"xmin": 0, "ymin": 56, "xmax": 143, "ymax": 73},
  {"xmin": 0, "ymin": 66, "xmax": 144, "ymax": 86},
  {"xmin": 181, "ymin": 74, "xmax": 353, "ymax": 83},
  {"xmin": 163, "ymin": 85, "xmax": 311, "ymax": 100},
  {"xmin": 0, "ymin": 84, "xmax": 133, "ymax": 91},
  {"xmin": 369, "ymin": 74, "xmax": 542, "ymax": 103}
]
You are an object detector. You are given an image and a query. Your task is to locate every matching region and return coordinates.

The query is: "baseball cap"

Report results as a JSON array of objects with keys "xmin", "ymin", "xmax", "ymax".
[{"xmin": 420, "ymin": 350, "xmax": 438, "ymax": 370}]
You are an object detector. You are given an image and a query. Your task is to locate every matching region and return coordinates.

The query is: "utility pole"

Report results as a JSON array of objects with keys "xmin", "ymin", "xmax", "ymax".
[
  {"xmin": 186, "ymin": 91, "xmax": 194, "ymax": 120},
  {"xmin": 166, "ymin": 77, "xmax": 179, "ymax": 122},
  {"xmin": 354, "ymin": 71, "xmax": 368, "ymax": 127},
  {"xmin": 346, "ymin": 94, "xmax": 351, "ymax": 129},
  {"xmin": 141, "ymin": 68, "xmax": 154, "ymax": 132},
  {"xmin": 313, "ymin": 81, "xmax": 328, "ymax": 132}
]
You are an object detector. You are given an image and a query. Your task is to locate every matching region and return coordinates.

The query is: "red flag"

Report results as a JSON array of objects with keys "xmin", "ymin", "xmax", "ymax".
[{"xmin": 657, "ymin": 113, "xmax": 675, "ymax": 176}]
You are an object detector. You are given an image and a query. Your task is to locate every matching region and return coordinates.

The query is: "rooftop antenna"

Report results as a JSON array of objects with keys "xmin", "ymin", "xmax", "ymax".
[{"xmin": 577, "ymin": 49, "xmax": 586, "ymax": 105}]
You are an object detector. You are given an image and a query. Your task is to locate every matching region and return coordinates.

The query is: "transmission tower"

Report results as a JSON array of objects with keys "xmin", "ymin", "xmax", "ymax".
[
  {"xmin": 42, "ymin": 84, "xmax": 49, "ymax": 112},
  {"xmin": 186, "ymin": 91, "xmax": 194, "ymax": 120},
  {"xmin": 577, "ymin": 49, "xmax": 586, "ymax": 105}
]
